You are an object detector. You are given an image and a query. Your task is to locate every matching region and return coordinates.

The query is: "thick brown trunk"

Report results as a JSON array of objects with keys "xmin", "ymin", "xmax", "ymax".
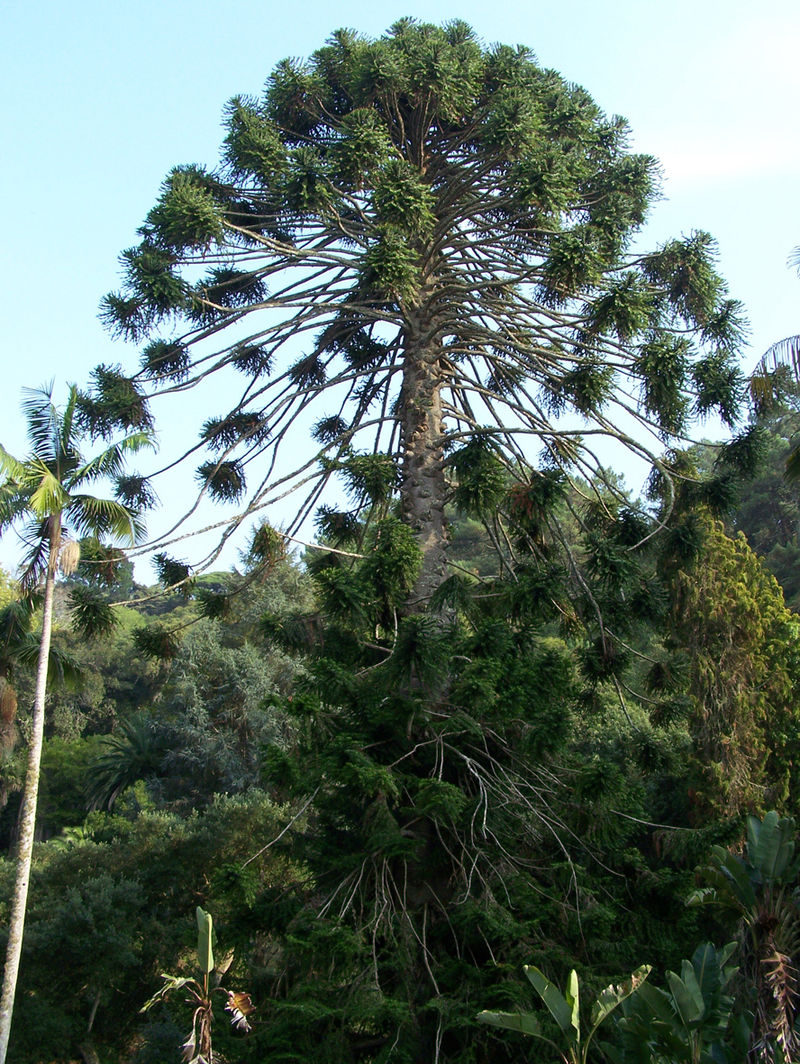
[
  {"xmin": 399, "ymin": 323, "xmax": 448, "ymax": 608},
  {"xmin": 0, "ymin": 527, "xmax": 59, "ymax": 1064}
]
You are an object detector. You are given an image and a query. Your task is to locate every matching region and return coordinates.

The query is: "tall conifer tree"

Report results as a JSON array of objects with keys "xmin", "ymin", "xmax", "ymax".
[{"xmin": 98, "ymin": 19, "xmax": 745, "ymax": 601}]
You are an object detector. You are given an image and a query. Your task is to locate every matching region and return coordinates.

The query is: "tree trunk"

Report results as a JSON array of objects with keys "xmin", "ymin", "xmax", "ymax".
[
  {"xmin": 0, "ymin": 538, "xmax": 58, "ymax": 1064},
  {"xmin": 399, "ymin": 319, "xmax": 448, "ymax": 607}
]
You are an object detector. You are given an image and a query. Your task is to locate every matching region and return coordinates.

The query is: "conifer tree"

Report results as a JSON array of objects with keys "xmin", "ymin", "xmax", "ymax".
[{"xmin": 98, "ymin": 19, "xmax": 745, "ymax": 602}]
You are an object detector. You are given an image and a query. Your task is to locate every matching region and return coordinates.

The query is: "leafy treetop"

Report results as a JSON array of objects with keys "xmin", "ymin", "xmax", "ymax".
[{"xmin": 98, "ymin": 19, "xmax": 746, "ymax": 598}]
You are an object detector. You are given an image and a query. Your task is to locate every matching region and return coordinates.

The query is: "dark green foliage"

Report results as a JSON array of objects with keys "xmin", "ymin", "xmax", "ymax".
[
  {"xmin": 230, "ymin": 343, "xmax": 273, "ymax": 377},
  {"xmin": 712, "ymin": 404, "xmax": 800, "ymax": 610},
  {"xmin": 314, "ymin": 506, "xmax": 361, "ymax": 546},
  {"xmin": 67, "ymin": 584, "xmax": 118, "ymax": 640},
  {"xmin": 86, "ymin": 712, "xmax": 163, "ymax": 810},
  {"xmin": 232, "ymin": 503, "xmax": 733, "ymax": 1062},
  {"xmin": 71, "ymin": 535, "xmax": 134, "ymax": 591},
  {"xmin": 612, "ymin": 942, "xmax": 742, "ymax": 1064},
  {"xmin": 642, "ymin": 231, "xmax": 734, "ymax": 329},
  {"xmin": 335, "ymin": 452, "xmax": 400, "ymax": 509},
  {"xmin": 152, "ymin": 551, "xmax": 193, "ymax": 595},
  {"xmin": 140, "ymin": 338, "xmax": 189, "ymax": 382},
  {"xmin": 5, "ymin": 501, "xmax": 796, "ymax": 1062},
  {"xmin": 0, "ymin": 792, "xmax": 297, "ymax": 1064},
  {"xmin": 114, "ymin": 472, "xmax": 158, "ymax": 511},
  {"xmin": 360, "ymin": 517, "xmax": 421, "ymax": 617},
  {"xmin": 635, "ymin": 336, "xmax": 690, "ymax": 435},
  {"xmin": 120, "ymin": 244, "xmax": 186, "ymax": 315},
  {"xmin": 196, "ymin": 586, "xmax": 232, "ymax": 620},
  {"xmin": 688, "ymin": 813, "xmax": 800, "ymax": 1063},
  {"xmin": 244, "ymin": 520, "xmax": 287, "ymax": 571},
  {"xmin": 142, "ymin": 166, "xmax": 226, "ymax": 251},
  {"xmin": 449, "ymin": 435, "xmax": 508, "ymax": 518},
  {"xmin": 196, "ymin": 458, "xmax": 246, "ymax": 502},
  {"xmin": 133, "ymin": 622, "xmax": 182, "ymax": 661},
  {"xmin": 75, "ymin": 364, "xmax": 153, "ymax": 437},
  {"xmin": 200, "ymin": 412, "xmax": 268, "ymax": 451},
  {"xmin": 692, "ymin": 350, "xmax": 745, "ymax": 425}
]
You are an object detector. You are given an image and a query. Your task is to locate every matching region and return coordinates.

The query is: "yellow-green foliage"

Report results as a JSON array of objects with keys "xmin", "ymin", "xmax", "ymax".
[
  {"xmin": 671, "ymin": 518, "xmax": 800, "ymax": 818},
  {"xmin": 0, "ymin": 569, "xmax": 17, "ymax": 609}
]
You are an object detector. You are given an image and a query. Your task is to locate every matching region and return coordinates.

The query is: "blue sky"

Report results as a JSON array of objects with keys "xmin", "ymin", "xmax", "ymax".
[{"xmin": 1, "ymin": 0, "xmax": 798, "ymax": 579}]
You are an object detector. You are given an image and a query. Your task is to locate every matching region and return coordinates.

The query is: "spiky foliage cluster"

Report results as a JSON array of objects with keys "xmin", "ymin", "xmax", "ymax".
[
  {"xmin": 151, "ymin": 551, "xmax": 193, "ymax": 597},
  {"xmin": 98, "ymin": 19, "xmax": 745, "ymax": 596}
]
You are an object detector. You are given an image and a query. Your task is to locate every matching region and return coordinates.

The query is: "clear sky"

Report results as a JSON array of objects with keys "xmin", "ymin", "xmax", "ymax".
[{"xmin": 1, "ymin": 0, "xmax": 798, "ymax": 579}]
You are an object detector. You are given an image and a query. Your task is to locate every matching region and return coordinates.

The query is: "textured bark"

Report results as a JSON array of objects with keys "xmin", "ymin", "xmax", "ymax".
[
  {"xmin": 0, "ymin": 531, "xmax": 58, "ymax": 1064},
  {"xmin": 399, "ymin": 314, "xmax": 448, "ymax": 608},
  {"xmin": 0, "ymin": 679, "xmax": 17, "ymax": 813}
]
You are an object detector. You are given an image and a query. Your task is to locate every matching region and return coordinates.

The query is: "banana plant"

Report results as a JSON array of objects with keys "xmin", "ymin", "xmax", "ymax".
[
  {"xmin": 141, "ymin": 907, "xmax": 254, "ymax": 1064},
  {"xmin": 608, "ymin": 942, "xmax": 747, "ymax": 1064},
  {"xmin": 689, "ymin": 812, "xmax": 800, "ymax": 1063},
  {"xmin": 478, "ymin": 962, "xmax": 651, "ymax": 1063}
]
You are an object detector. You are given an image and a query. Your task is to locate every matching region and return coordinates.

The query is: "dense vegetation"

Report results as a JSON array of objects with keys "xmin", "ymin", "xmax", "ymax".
[
  {"xmin": 2, "ymin": 19, "xmax": 800, "ymax": 1064},
  {"xmin": 1, "ymin": 406, "xmax": 800, "ymax": 1062}
]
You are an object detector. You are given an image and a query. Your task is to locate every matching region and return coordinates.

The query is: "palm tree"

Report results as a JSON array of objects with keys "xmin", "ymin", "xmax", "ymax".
[{"xmin": 0, "ymin": 383, "xmax": 151, "ymax": 1064}]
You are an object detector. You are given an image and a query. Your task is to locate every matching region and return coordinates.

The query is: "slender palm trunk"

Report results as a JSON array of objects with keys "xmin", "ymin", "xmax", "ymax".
[
  {"xmin": 399, "ymin": 316, "xmax": 448, "ymax": 607},
  {"xmin": 0, "ymin": 541, "xmax": 58, "ymax": 1064}
]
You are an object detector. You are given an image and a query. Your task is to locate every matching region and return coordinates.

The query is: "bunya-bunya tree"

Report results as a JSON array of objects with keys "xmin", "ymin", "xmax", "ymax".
[
  {"xmin": 96, "ymin": 18, "xmax": 747, "ymax": 605},
  {"xmin": 91, "ymin": 20, "xmax": 753, "ymax": 1063}
]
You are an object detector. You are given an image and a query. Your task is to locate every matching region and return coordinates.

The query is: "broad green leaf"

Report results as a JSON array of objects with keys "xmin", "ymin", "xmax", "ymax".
[
  {"xmin": 634, "ymin": 982, "xmax": 679, "ymax": 1026},
  {"xmin": 566, "ymin": 968, "xmax": 580, "ymax": 1037},
  {"xmin": 666, "ymin": 969, "xmax": 705, "ymax": 1028},
  {"xmin": 717, "ymin": 941, "xmax": 738, "ymax": 973},
  {"xmin": 749, "ymin": 811, "xmax": 795, "ymax": 881},
  {"xmin": 690, "ymin": 943, "xmax": 721, "ymax": 1007},
  {"xmin": 477, "ymin": 1009, "xmax": 542, "ymax": 1037},
  {"xmin": 715, "ymin": 851, "xmax": 757, "ymax": 910},
  {"xmin": 590, "ymin": 965, "xmax": 652, "ymax": 1028},
  {"xmin": 0, "ymin": 445, "xmax": 27, "ymax": 481},
  {"xmin": 28, "ymin": 471, "xmax": 69, "ymax": 519},
  {"xmin": 196, "ymin": 906, "xmax": 214, "ymax": 974},
  {"xmin": 524, "ymin": 965, "xmax": 574, "ymax": 1038},
  {"xmin": 686, "ymin": 886, "xmax": 719, "ymax": 907}
]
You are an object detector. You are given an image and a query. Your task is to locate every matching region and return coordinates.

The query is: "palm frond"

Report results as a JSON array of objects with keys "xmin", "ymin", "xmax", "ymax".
[
  {"xmin": 27, "ymin": 468, "xmax": 69, "ymax": 519},
  {"xmin": 16, "ymin": 520, "xmax": 52, "ymax": 591},
  {"xmin": 0, "ymin": 478, "xmax": 32, "ymax": 531},
  {"xmin": 59, "ymin": 385, "xmax": 79, "ymax": 460},
  {"xmin": 13, "ymin": 632, "xmax": 84, "ymax": 690},
  {"xmin": 0, "ymin": 444, "xmax": 28, "ymax": 483},
  {"xmin": 0, "ymin": 600, "xmax": 35, "ymax": 672},
  {"xmin": 86, "ymin": 712, "xmax": 163, "ymax": 809},
  {"xmin": 65, "ymin": 495, "xmax": 141, "ymax": 543},
  {"xmin": 20, "ymin": 383, "xmax": 61, "ymax": 464},
  {"xmin": 749, "ymin": 336, "xmax": 800, "ymax": 410},
  {"xmin": 73, "ymin": 431, "xmax": 155, "ymax": 486},
  {"xmin": 752, "ymin": 336, "xmax": 800, "ymax": 380},
  {"xmin": 68, "ymin": 585, "xmax": 119, "ymax": 640},
  {"xmin": 73, "ymin": 444, "xmax": 129, "ymax": 485}
]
